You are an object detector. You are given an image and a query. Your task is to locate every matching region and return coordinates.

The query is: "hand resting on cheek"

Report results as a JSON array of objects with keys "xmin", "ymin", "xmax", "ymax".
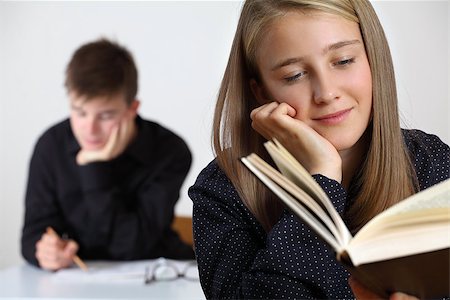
[
  {"xmin": 76, "ymin": 114, "xmax": 137, "ymax": 165},
  {"xmin": 250, "ymin": 101, "xmax": 342, "ymax": 183}
]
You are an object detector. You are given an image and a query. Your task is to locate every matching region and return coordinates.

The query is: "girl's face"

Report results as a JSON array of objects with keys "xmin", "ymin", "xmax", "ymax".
[{"xmin": 253, "ymin": 11, "xmax": 372, "ymax": 152}]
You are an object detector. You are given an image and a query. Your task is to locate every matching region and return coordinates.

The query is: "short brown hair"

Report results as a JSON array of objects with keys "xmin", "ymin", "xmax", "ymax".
[{"xmin": 65, "ymin": 38, "xmax": 138, "ymax": 105}]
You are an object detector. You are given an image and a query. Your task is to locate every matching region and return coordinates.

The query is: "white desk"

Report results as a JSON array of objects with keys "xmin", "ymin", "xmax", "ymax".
[{"xmin": 0, "ymin": 260, "xmax": 205, "ymax": 299}]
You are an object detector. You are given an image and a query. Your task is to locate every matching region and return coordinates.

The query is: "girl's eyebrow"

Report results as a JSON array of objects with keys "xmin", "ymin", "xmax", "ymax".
[
  {"xmin": 324, "ymin": 39, "xmax": 361, "ymax": 54},
  {"xmin": 272, "ymin": 57, "xmax": 305, "ymax": 71},
  {"xmin": 272, "ymin": 39, "xmax": 361, "ymax": 71}
]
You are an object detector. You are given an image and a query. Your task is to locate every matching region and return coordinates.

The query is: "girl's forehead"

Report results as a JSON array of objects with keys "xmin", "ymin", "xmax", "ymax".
[{"xmin": 255, "ymin": 11, "xmax": 362, "ymax": 60}]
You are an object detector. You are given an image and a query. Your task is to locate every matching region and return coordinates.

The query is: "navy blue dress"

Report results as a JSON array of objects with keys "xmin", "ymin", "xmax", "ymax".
[{"xmin": 189, "ymin": 129, "xmax": 450, "ymax": 299}]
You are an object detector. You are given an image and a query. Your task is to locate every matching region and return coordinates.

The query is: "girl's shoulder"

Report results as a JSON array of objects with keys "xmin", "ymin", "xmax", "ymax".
[
  {"xmin": 402, "ymin": 128, "xmax": 449, "ymax": 157},
  {"xmin": 189, "ymin": 159, "xmax": 235, "ymax": 198},
  {"xmin": 189, "ymin": 159, "xmax": 247, "ymax": 210},
  {"xmin": 402, "ymin": 129, "xmax": 450, "ymax": 188},
  {"xmin": 188, "ymin": 159, "xmax": 265, "ymax": 235}
]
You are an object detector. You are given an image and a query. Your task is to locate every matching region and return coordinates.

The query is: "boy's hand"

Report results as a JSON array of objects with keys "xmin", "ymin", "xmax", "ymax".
[
  {"xmin": 35, "ymin": 231, "xmax": 79, "ymax": 271},
  {"xmin": 76, "ymin": 115, "xmax": 136, "ymax": 165}
]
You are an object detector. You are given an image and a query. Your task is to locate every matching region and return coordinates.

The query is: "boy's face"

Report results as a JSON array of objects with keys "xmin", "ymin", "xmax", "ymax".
[{"xmin": 69, "ymin": 92, "xmax": 137, "ymax": 151}]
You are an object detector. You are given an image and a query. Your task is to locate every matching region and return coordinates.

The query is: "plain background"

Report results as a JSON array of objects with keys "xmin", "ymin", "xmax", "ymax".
[{"xmin": 0, "ymin": 1, "xmax": 448, "ymax": 270}]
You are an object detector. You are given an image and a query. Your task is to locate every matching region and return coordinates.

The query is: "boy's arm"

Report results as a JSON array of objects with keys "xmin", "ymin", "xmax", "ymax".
[{"xmin": 21, "ymin": 135, "xmax": 66, "ymax": 267}]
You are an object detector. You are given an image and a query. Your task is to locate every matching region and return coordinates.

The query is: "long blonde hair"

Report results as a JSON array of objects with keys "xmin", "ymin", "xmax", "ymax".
[{"xmin": 213, "ymin": 0, "xmax": 417, "ymax": 232}]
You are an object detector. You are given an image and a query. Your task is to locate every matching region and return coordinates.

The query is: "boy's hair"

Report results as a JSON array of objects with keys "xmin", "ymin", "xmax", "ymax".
[{"xmin": 65, "ymin": 38, "xmax": 138, "ymax": 105}]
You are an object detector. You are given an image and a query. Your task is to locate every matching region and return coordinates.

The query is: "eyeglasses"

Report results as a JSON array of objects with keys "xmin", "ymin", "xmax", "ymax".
[{"xmin": 144, "ymin": 259, "xmax": 199, "ymax": 284}]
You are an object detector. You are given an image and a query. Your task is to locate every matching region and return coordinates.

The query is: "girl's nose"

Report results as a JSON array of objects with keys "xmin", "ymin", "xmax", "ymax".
[{"xmin": 312, "ymin": 71, "xmax": 339, "ymax": 104}]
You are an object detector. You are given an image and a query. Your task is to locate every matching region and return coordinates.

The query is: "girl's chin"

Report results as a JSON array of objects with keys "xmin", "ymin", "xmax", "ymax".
[
  {"xmin": 329, "ymin": 135, "xmax": 368, "ymax": 155},
  {"xmin": 323, "ymin": 136, "xmax": 359, "ymax": 153}
]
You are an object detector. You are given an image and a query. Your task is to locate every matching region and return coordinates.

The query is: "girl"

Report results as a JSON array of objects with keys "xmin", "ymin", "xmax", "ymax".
[{"xmin": 189, "ymin": 0, "xmax": 450, "ymax": 299}]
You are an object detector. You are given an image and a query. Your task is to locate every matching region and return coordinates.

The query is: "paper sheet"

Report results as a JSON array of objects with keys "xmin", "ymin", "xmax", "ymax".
[{"xmin": 50, "ymin": 258, "xmax": 198, "ymax": 284}]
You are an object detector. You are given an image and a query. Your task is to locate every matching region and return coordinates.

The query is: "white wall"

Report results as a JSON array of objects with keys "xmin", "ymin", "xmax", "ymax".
[
  {"xmin": 0, "ymin": 1, "xmax": 448, "ymax": 270},
  {"xmin": 373, "ymin": 1, "xmax": 449, "ymax": 139}
]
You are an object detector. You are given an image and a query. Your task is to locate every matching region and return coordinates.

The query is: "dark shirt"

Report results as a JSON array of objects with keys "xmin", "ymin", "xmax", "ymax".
[
  {"xmin": 189, "ymin": 129, "xmax": 450, "ymax": 299},
  {"xmin": 22, "ymin": 116, "xmax": 195, "ymax": 267}
]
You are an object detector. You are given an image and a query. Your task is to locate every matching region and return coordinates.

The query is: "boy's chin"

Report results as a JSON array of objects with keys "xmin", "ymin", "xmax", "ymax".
[{"xmin": 81, "ymin": 142, "xmax": 105, "ymax": 151}]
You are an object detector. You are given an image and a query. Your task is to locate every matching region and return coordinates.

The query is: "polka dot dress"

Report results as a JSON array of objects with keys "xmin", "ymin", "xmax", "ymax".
[{"xmin": 188, "ymin": 129, "xmax": 450, "ymax": 299}]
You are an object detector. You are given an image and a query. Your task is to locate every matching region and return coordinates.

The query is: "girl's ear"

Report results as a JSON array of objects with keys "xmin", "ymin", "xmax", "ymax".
[{"xmin": 250, "ymin": 79, "xmax": 271, "ymax": 105}]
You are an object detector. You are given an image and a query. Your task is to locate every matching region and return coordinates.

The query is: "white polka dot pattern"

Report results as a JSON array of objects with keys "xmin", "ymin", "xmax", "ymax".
[{"xmin": 188, "ymin": 129, "xmax": 450, "ymax": 299}]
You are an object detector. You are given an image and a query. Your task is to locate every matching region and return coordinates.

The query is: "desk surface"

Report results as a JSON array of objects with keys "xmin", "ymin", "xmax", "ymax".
[{"xmin": 0, "ymin": 260, "xmax": 205, "ymax": 299}]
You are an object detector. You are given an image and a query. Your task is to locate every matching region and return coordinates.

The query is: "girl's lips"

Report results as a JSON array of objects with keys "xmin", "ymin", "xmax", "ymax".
[{"xmin": 313, "ymin": 108, "xmax": 353, "ymax": 125}]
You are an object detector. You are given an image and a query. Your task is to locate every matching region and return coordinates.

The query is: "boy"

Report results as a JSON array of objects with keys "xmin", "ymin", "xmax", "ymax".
[{"xmin": 22, "ymin": 39, "xmax": 194, "ymax": 270}]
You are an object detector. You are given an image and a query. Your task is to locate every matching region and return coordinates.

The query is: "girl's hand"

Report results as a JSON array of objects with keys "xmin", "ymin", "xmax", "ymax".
[
  {"xmin": 250, "ymin": 101, "xmax": 342, "ymax": 182},
  {"xmin": 349, "ymin": 277, "xmax": 419, "ymax": 300}
]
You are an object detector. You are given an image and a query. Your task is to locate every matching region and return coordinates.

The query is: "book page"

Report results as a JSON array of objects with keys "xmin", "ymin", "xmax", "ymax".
[
  {"xmin": 374, "ymin": 178, "xmax": 450, "ymax": 219},
  {"xmin": 264, "ymin": 140, "xmax": 353, "ymax": 245},
  {"xmin": 244, "ymin": 154, "xmax": 340, "ymax": 241},
  {"xmin": 348, "ymin": 178, "xmax": 450, "ymax": 265},
  {"xmin": 242, "ymin": 157, "xmax": 342, "ymax": 252},
  {"xmin": 348, "ymin": 221, "xmax": 450, "ymax": 266},
  {"xmin": 266, "ymin": 140, "xmax": 326, "ymax": 201},
  {"xmin": 356, "ymin": 178, "xmax": 450, "ymax": 240},
  {"xmin": 245, "ymin": 155, "xmax": 329, "ymax": 220}
]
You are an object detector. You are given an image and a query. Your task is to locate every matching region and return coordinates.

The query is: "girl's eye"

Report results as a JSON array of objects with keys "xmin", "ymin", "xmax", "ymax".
[
  {"xmin": 334, "ymin": 58, "xmax": 355, "ymax": 66},
  {"xmin": 285, "ymin": 71, "xmax": 307, "ymax": 83}
]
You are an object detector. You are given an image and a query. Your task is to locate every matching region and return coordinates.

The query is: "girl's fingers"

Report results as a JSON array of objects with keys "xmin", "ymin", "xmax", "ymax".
[
  {"xmin": 251, "ymin": 102, "xmax": 299, "ymax": 140},
  {"xmin": 250, "ymin": 102, "xmax": 279, "ymax": 120},
  {"xmin": 390, "ymin": 292, "xmax": 419, "ymax": 300},
  {"xmin": 270, "ymin": 102, "xmax": 297, "ymax": 118}
]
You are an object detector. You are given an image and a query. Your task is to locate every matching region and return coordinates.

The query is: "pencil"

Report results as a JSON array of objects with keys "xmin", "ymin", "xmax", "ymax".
[{"xmin": 46, "ymin": 227, "xmax": 89, "ymax": 271}]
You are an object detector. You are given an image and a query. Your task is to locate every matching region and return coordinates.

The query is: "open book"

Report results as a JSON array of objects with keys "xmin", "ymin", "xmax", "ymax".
[{"xmin": 241, "ymin": 139, "xmax": 450, "ymax": 299}]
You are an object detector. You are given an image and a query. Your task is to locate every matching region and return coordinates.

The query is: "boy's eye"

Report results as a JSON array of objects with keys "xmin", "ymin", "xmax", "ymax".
[
  {"xmin": 99, "ymin": 113, "xmax": 115, "ymax": 120},
  {"xmin": 73, "ymin": 109, "xmax": 86, "ymax": 117},
  {"xmin": 285, "ymin": 71, "xmax": 307, "ymax": 83}
]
